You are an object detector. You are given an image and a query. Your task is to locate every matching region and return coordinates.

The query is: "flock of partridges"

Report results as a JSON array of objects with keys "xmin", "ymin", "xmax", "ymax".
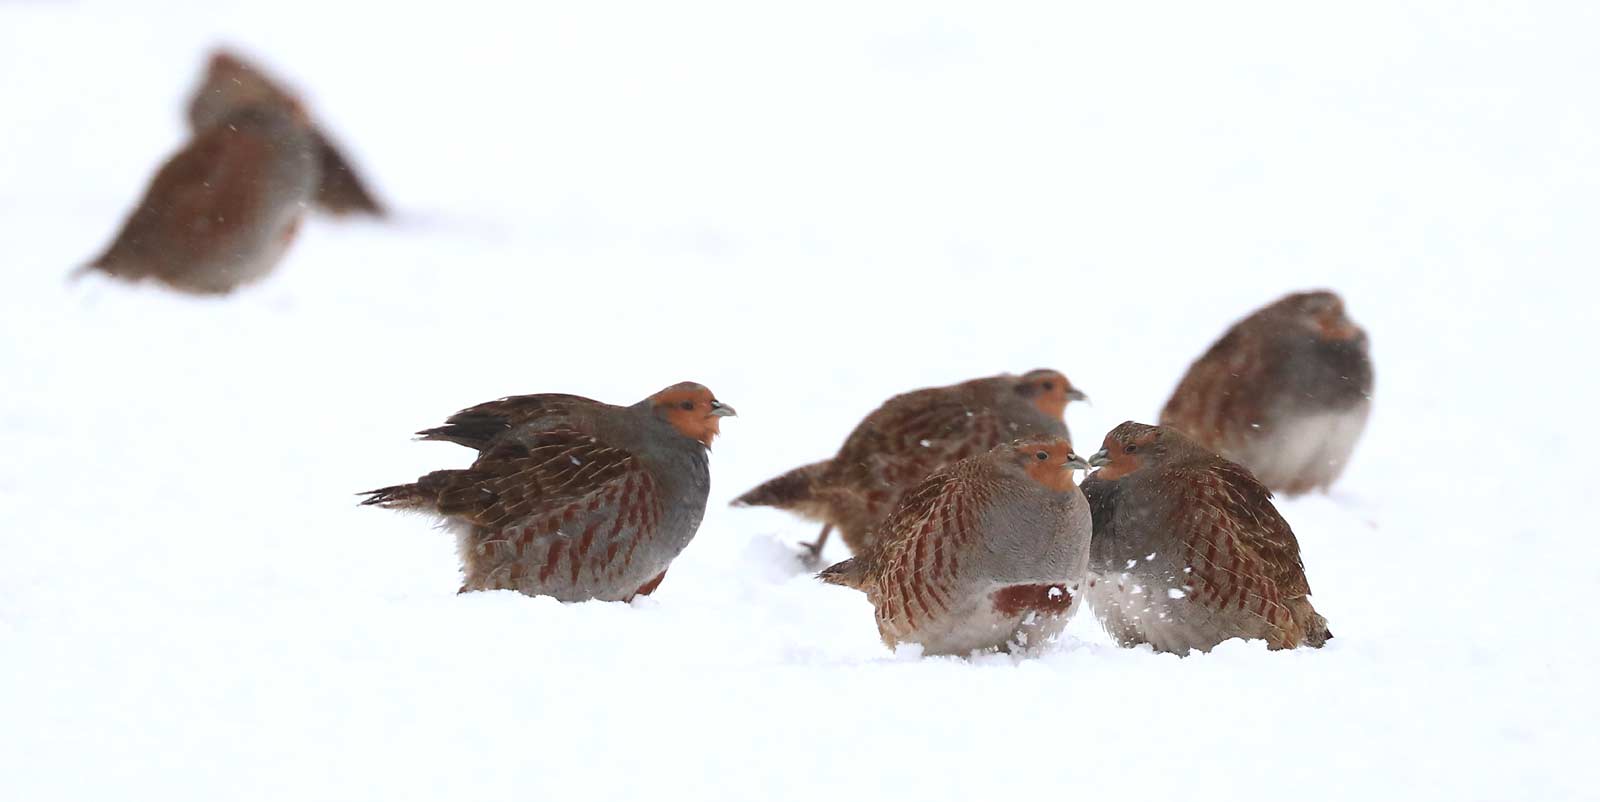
[{"xmin": 77, "ymin": 50, "xmax": 1374, "ymax": 658}]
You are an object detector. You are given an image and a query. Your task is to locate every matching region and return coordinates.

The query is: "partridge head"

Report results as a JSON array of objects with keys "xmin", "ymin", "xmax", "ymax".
[
  {"xmin": 1013, "ymin": 368, "xmax": 1088, "ymax": 421},
  {"xmin": 646, "ymin": 381, "xmax": 737, "ymax": 448}
]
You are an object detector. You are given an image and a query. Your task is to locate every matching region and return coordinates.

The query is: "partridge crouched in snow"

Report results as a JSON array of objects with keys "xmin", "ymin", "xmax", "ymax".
[
  {"xmin": 819, "ymin": 437, "xmax": 1093, "ymax": 656},
  {"xmin": 1160, "ymin": 290, "xmax": 1373, "ymax": 495},
  {"xmin": 81, "ymin": 103, "xmax": 319, "ymax": 295},
  {"xmin": 733, "ymin": 369, "xmax": 1085, "ymax": 561},
  {"xmin": 360, "ymin": 383, "xmax": 734, "ymax": 602},
  {"xmin": 189, "ymin": 49, "xmax": 386, "ymax": 217},
  {"xmin": 1081, "ymin": 422, "xmax": 1331, "ymax": 654}
]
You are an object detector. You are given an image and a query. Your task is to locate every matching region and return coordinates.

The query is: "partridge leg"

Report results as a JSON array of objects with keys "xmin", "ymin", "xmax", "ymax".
[{"xmin": 797, "ymin": 523, "xmax": 833, "ymax": 566}]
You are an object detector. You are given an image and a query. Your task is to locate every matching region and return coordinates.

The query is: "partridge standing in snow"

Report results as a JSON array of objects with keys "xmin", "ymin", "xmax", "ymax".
[
  {"xmin": 1160, "ymin": 290, "xmax": 1373, "ymax": 495},
  {"xmin": 733, "ymin": 369, "xmax": 1085, "ymax": 561},
  {"xmin": 360, "ymin": 383, "xmax": 735, "ymax": 602},
  {"xmin": 81, "ymin": 102, "xmax": 319, "ymax": 294},
  {"xmin": 1081, "ymin": 422, "xmax": 1331, "ymax": 654},
  {"xmin": 819, "ymin": 437, "xmax": 1093, "ymax": 656},
  {"xmin": 189, "ymin": 49, "xmax": 386, "ymax": 217}
]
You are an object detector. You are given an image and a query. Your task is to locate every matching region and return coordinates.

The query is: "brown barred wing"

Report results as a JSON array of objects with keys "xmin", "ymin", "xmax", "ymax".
[
  {"xmin": 439, "ymin": 429, "xmax": 667, "ymax": 597},
  {"xmin": 1164, "ymin": 459, "xmax": 1314, "ymax": 647},
  {"xmin": 826, "ymin": 391, "xmax": 1006, "ymax": 518},
  {"xmin": 870, "ymin": 466, "xmax": 989, "ymax": 639}
]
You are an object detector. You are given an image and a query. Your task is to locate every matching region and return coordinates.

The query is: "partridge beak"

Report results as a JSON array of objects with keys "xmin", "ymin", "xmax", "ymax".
[
  {"xmin": 1087, "ymin": 449, "xmax": 1112, "ymax": 468},
  {"xmin": 1067, "ymin": 388, "xmax": 1089, "ymax": 403},
  {"xmin": 1064, "ymin": 454, "xmax": 1091, "ymax": 471},
  {"xmin": 709, "ymin": 401, "xmax": 737, "ymax": 417}
]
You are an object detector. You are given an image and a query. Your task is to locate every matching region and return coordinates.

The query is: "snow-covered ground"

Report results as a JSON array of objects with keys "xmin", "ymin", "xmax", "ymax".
[{"xmin": 3, "ymin": 2, "xmax": 1597, "ymax": 799}]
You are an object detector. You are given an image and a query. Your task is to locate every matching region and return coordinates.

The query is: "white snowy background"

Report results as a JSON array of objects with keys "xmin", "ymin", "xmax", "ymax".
[{"xmin": 2, "ymin": 2, "xmax": 1597, "ymax": 800}]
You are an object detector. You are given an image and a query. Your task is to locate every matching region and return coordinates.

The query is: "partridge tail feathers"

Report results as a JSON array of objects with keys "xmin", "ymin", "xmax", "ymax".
[
  {"xmin": 358, "ymin": 470, "xmax": 462, "ymax": 510},
  {"xmin": 732, "ymin": 460, "xmax": 829, "ymax": 510},
  {"xmin": 415, "ymin": 417, "xmax": 505, "ymax": 450},
  {"xmin": 817, "ymin": 557, "xmax": 870, "ymax": 591},
  {"xmin": 313, "ymin": 131, "xmax": 385, "ymax": 217}
]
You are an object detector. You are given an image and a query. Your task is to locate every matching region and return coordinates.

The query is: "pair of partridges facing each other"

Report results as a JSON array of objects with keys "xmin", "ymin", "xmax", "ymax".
[{"xmin": 816, "ymin": 422, "xmax": 1329, "ymax": 658}]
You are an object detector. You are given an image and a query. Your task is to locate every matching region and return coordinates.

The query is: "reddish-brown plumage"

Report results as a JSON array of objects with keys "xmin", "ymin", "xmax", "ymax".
[
  {"xmin": 1160, "ymin": 290, "xmax": 1373, "ymax": 495},
  {"xmin": 189, "ymin": 49, "xmax": 386, "ymax": 217},
  {"xmin": 360, "ymin": 383, "xmax": 733, "ymax": 602},
  {"xmin": 819, "ymin": 437, "xmax": 1093, "ymax": 656},
  {"xmin": 734, "ymin": 369, "xmax": 1085, "ymax": 560},
  {"xmin": 82, "ymin": 103, "xmax": 318, "ymax": 294},
  {"xmin": 1082, "ymin": 421, "xmax": 1331, "ymax": 653}
]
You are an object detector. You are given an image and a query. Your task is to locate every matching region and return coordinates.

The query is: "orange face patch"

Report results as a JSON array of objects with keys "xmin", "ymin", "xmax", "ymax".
[
  {"xmin": 1018, "ymin": 369, "xmax": 1074, "ymax": 420},
  {"xmin": 651, "ymin": 383, "xmax": 731, "ymax": 447},
  {"xmin": 1092, "ymin": 429, "xmax": 1158, "ymax": 481},
  {"xmin": 1018, "ymin": 439, "xmax": 1081, "ymax": 491}
]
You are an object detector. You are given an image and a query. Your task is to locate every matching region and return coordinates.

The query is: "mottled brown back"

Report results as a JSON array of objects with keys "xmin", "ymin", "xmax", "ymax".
[{"xmin": 737, "ymin": 374, "xmax": 1068, "ymax": 557}]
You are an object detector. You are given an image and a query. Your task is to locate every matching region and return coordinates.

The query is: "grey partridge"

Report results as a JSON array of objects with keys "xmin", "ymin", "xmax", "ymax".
[
  {"xmin": 819, "ymin": 436, "xmax": 1093, "ymax": 656},
  {"xmin": 1160, "ymin": 290, "xmax": 1373, "ymax": 495},
  {"xmin": 361, "ymin": 383, "xmax": 734, "ymax": 602},
  {"xmin": 82, "ymin": 103, "xmax": 318, "ymax": 295},
  {"xmin": 1081, "ymin": 421, "xmax": 1331, "ymax": 654},
  {"xmin": 734, "ymin": 369, "xmax": 1085, "ymax": 560},
  {"xmin": 189, "ymin": 49, "xmax": 385, "ymax": 217}
]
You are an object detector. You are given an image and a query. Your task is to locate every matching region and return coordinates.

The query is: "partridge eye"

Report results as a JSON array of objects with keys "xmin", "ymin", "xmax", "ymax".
[
  {"xmin": 1040, "ymin": 381, "xmax": 1054, "ymax": 390},
  {"xmin": 1125, "ymin": 444, "xmax": 1139, "ymax": 454},
  {"xmin": 678, "ymin": 400, "xmax": 695, "ymax": 411},
  {"xmin": 1035, "ymin": 451, "xmax": 1049, "ymax": 461}
]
